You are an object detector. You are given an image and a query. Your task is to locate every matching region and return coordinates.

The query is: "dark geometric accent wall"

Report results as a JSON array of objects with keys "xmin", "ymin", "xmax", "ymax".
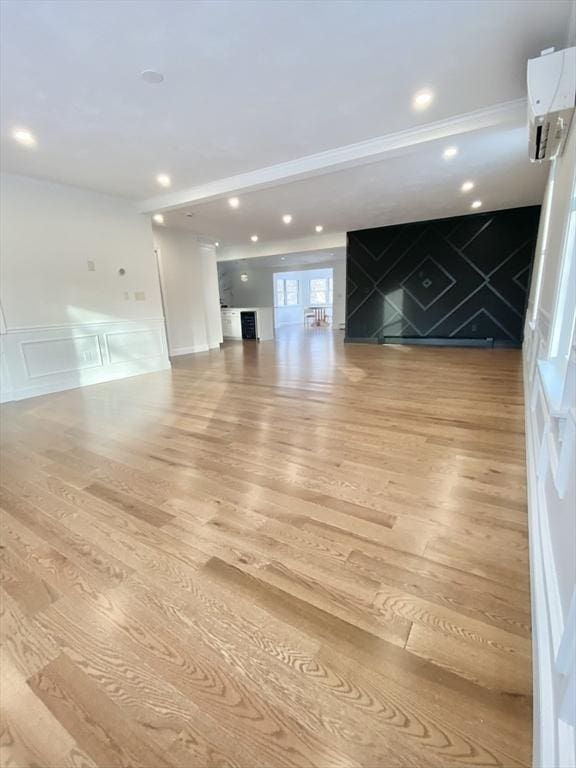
[{"xmin": 346, "ymin": 206, "xmax": 540, "ymax": 347}]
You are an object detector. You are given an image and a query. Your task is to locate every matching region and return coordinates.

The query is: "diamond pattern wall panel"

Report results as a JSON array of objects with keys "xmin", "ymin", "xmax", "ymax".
[{"xmin": 346, "ymin": 206, "xmax": 540, "ymax": 345}]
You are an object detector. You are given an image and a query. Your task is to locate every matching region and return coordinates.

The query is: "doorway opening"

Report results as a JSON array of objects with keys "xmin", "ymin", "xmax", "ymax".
[{"xmin": 273, "ymin": 267, "xmax": 334, "ymax": 329}]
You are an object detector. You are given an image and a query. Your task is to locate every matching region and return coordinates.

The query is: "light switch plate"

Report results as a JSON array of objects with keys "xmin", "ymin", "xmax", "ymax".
[{"xmin": 87, "ymin": 260, "xmax": 95, "ymax": 271}]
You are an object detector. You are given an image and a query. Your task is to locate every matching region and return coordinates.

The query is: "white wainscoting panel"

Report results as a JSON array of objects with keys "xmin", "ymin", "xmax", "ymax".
[
  {"xmin": 21, "ymin": 334, "xmax": 102, "ymax": 379},
  {"xmin": 524, "ymin": 315, "xmax": 576, "ymax": 768},
  {"xmin": 0, "ymin": 318, "xmax": 170, "ymax": 403},
  {"xmin": 105, "ymin": 328, "xmax": 164, "ymax": 364}
]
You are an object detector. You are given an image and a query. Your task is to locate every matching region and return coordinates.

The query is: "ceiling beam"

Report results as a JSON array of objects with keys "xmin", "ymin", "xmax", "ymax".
[
  {"xmin": 217, "ymin": 231, "xmax": 347, "ymax": 262},
  {"xmin": 139, "ymin": 98, "xmax": 526, "ymax": 214}
]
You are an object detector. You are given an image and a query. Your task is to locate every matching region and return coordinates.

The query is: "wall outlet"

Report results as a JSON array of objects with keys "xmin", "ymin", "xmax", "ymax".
[
  {"xmin": 87, "ymin": 259, "xmax": 95, "ymax": 271},
  {"xmin": 134, "ymin": 291, "xmax": 146, "ymax": 301}
]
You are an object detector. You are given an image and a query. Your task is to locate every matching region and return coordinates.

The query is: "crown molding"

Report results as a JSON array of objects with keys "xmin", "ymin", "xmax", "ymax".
[{"xmin": 139, "ymin": 98, "xmax": 526, "ymax": 214}]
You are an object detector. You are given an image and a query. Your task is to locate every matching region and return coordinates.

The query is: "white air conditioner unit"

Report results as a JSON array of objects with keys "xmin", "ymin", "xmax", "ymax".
[{"xmin": 527, "ymin": 46, "xmax": 576, "ymax": 162}]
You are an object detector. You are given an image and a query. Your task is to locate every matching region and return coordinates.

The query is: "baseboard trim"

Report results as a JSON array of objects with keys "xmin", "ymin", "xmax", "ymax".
[
  {"xmin": 169, "ymin": 344, "xmax": 210, "ymax": 356},
  {"xmin": 382, "ymin": 336, "xmax": 522, "ymax": 348},
  {"xmin": 344, "ymin": 336, "xmax": 522, "ymax": 348},
  {"xmin": 384, "ymin": 337, "xmax": 494, "ymax": 347}
]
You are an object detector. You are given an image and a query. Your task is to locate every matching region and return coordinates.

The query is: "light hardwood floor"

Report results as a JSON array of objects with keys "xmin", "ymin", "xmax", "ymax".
[{"xmin": 0, "ymin": 327, "xmax": 531, "ymax": 768}]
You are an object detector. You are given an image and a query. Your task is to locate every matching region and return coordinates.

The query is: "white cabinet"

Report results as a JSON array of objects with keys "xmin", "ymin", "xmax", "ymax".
[
  {"xmin": 220, "ymin": 307, "xmax": 274, "ymax": 341},
  {"xmin": 220, "ymin": 309, "xmax": 242, "ymax": 339}
]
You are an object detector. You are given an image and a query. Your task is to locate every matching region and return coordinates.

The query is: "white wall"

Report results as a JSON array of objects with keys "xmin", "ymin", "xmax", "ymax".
[
  {"xmin": 1, "ymin": 173, "xmax": 164, "ymax": 327},
  {"xmin": 523, "ymin": 120, "xmax": 575, "ymax": 768},
  {"xmin": 0, "ymin": 173, "xmax": 170, "ymax": 402},
  {"xmin": 153, "ymin": 227, "xmax": 222, "ymax": 356},
  {"xmin": 220, "ymin": 265, "xmax": 274, "ymax": 308},
  {"xmin": 218, "ymin": 259, "xmax": 346, "ymax": 328}
]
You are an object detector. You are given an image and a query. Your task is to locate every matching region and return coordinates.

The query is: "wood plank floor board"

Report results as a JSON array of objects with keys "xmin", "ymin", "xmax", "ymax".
[
  {"xmin": 0, "ymin": 329, "xmax": 532, "ymax": 766},
  {"xmin": 28, "ymin": 653, "xmax": 174, "ymax": 768},
  {"xmin": 0, "ymin": 487, "xmax": 134, "ymax": 588},
  {"xmin": 0, "ymin": 647, "xmax": 76, "ymax": 768},
  {"xmin": 0, "ymin": 588, "xmax": 61, "ymax": 678},
  {"xmin": 134, "ymin": 563, "xmax": 530, "ymax": 767},
  {"xmin": 121, "ymin": 573, "xmax": 522, "ymax": 768},
  {"xmin": 373, "ymin": 585, "xmax": 531, "ymax": 690},
  {"xmin": 59, "ymin": 747, "xmax": 100, "ymax": 768},
  {"xmin": 0, "ymin": 459, "xmax": 82, "ymax": 521},
  {"xmin": 49, "ymin": 586, "xmax": 362, "ymax": 768},
  {"xmin": 346, "ymin": 547, "xmax": 531, "ymax": 637},
  {"xmin": 201, "ymin": 556, "xmax": 532, "ymax": 760},
  {"xmin": 1, "ymin": 545, "xmax": 61, "ymax": 615},
  {"xmin": 34, "ymin": 599, "xmax": 257, "ymax": 764}
]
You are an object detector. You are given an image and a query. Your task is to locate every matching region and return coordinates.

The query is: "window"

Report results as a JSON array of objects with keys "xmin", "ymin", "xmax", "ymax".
[
  {"xmin": 310, "ymin": 278, "xmax": 329, "ymax": 305},
  {"xmin": 538, "ymin": 168, "xmax": 576, "ymax": 411},
  {"xmin": 276, "ymin": 278, "xmax": 299, "ymax": 306},
  {"xmin": 529, "ymin": 166, "xmax": 556, "ymax": 324},
  {"xmin": 549, "ymin": 193, "xmax": 576, "ymax": 361},
  {"xmin": 309, "ymin": 277, "xmax": 333, "ymax": 306}
]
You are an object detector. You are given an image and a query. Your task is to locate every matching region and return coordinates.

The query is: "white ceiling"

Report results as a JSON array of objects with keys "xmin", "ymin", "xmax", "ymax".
[
  {"xmin": 163, "ymin": 121, "xmax": 548, "ymax": 248},
  {"xmin": 1, "ymin": 0, "xmax": 572, "ymax": 252},
  {"xmin": 1, "ymin": 0, "xmax": 571, "ymax": 195}
]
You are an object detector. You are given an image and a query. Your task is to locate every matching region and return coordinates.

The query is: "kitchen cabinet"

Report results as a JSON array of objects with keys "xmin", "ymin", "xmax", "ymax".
[
  {"xmin": 220, "ymin": 307, "xmax": 274, "ymax": 341},
  {"xmin": 220, "ymin": 309, "xmax": 242, "ymax": 339}
]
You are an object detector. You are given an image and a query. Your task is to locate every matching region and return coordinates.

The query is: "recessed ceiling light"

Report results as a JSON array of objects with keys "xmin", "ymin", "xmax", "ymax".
[
  {"xmin": 471, "ymin": 200, "xmax": 482, "ymax": 209},
  {"xmin": 140, "ymin": 69, "xmax": 164, "ymax": 85},
  {"xmin": 412, "ymin": 89, "xmax": 434, "ymax": 110},
  {"xmin": 461, "ymin": 180, "xmax": 474, "ymax": 193},
  {"xmin": 315, "ymin": 225, "xmax": 324, "ymax": 233},
  {"xmin": 442, "ymin": 146, "xmax": 458, "ymax": 160},
  {"xmin": 12, "ymin": 127, "xmax": 36, "ymax": 147},
  {"xmin": 282, "ymin": 214, "xmax": 292, "ymax": 224},
  {"xmin": 214, "ymin": 241, "xmax": 220, "ymax": 247},
  {"xmin": 156, "ymin": 174, "xmax": 171, "ymax": 187},
  {"xmin": 250, "ymin": 235, "xmax": 259, "ymax": 242},
  {"xmin": 228, "ymin": 197, "xmax": 240, "ymax": 208},
  {"xmin": 153, "ymin": 213, "xmax": 164, "ymax": 224}
]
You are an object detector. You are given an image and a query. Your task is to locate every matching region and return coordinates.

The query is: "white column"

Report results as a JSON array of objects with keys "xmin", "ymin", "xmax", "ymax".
[{"xmin": 200, "ymin": 243, "xmax": 223, "ymax": 349}]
